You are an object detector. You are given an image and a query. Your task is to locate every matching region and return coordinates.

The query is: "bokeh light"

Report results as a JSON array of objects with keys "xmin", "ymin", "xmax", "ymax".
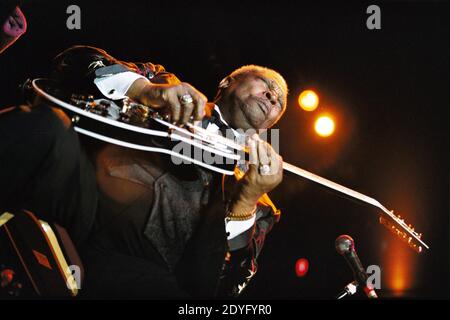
[
  {"xmin": 314, "ymin": 115, "xmax": 335, "ymax": 137},
  {"xmin": 295, "ymin": 258, "xmax": 310, "ymax": 277},
  {"xmin": 298, "ymin": 90, "xmax": 319, "ymax": 111}
]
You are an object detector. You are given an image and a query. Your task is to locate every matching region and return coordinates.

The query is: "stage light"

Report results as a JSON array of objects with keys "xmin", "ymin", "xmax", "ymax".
[
  {"xmin": 298, "ymin": 90, "xmax": 319, "ymax": 111},
  {"xmin": 295, "ymin": 258, "xmax": 309, "ymax": 277},
  {"xmin": 314, "ymin": 115, "xmax": 335, "ymax": 137}
]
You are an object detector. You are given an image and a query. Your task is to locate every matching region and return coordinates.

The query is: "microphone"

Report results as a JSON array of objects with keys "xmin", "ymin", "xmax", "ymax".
[{"xmin": 335, "ymin": 235, "xmax": 378, "ymax": 299}]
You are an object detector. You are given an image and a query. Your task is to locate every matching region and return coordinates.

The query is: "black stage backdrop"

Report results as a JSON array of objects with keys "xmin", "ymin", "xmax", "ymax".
[{"xmin": 0, "ymin": 0, "xmax": 448, "ymax": 299}]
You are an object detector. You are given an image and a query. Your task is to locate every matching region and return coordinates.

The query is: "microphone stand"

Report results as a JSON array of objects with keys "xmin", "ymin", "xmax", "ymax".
[{"xmin": 336, "ymin": 281, "xmax": 358, "ymax": 299}]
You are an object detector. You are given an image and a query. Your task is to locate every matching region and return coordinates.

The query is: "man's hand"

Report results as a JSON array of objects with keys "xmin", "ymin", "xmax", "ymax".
[
  {"xmin": 126, "ymin": 78, "xmax": 207, "ymax": 124},
  {"xmin": 229, "ymin": 134, "xmax": 283, "ymax": 218},
  {"xmin": 241, "ymin": 134, "xmax": 283, "ymax": 202}
]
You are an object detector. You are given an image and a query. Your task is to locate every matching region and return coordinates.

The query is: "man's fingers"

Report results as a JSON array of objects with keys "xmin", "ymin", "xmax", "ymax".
[
  {"xmin": 180, "ymin": 101, "xmax": 194, "ymax": 124},
  {"xmin": 257, "ymin": 139, "xmax": 270, "ymax": 166},
  {"xmin": 166, "ymin": 93, "xmax": 181, "ymax": 123},
  {"xmin": 277, "ymin": 156, "xmax": 284, "ymax": 174},
  {"xmin": 183, "ymin": 84, "xmax": 207, "ymax": 121},
  {"xmin": 139, "ymin": 82, "xmax": 206, "ymax": 124},
  {"xmin": 248, "ymin": 138, "xmax": 259, "ymax": 167},
  {"xmin": 271, "ymin": 154, "xmax": 282, "ymax": 174},
  {"xmin": 176, "ymin": 83, "xmax": 207, "ymax": 123},
  {"xmin": 193, "ymin": 93, "xmax": 207, "ymax": 120}
]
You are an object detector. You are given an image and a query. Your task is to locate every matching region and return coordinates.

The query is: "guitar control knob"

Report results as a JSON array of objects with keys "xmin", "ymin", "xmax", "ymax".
[{"xmin": 99, "ymin": 100, "xmax": 111, "ymax": 107}]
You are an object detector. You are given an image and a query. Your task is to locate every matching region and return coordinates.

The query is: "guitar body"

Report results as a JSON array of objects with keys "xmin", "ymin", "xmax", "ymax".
[
  {"xmin": 28, "ymin": 78, "xmax": 238, "ymax": 175},
  {"xmin": 0, "ymin": 210, "xmax": 79, "ymax": 298}
]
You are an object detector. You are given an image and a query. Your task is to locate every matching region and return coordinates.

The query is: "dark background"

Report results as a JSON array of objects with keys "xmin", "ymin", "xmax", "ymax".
[{"xmin": 0, "ymin": 0, "xmax": 448, "ymax": 299}]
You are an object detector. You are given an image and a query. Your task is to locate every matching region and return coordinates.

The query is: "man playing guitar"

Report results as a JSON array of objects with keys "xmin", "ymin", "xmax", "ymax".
[{"xmin": 0, "ymin": 45, "xmax": 287, "ymax": 298}]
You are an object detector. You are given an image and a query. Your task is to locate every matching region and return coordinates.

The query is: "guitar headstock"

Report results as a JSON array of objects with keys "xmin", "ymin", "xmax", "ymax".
[{"xmin": 379, "ymin": 212, "xmax": 426, "ymax": 253}]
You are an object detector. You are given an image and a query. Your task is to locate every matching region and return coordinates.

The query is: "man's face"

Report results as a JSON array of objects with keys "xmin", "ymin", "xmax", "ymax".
[{"xmin": 222, "ymin": 73, "xmax": 286, "ymax": 131}]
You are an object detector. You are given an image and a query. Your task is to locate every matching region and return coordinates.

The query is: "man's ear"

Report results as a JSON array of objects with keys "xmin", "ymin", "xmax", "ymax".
[
  {"xmin": 218, "ymin": 76, "xmax": 233, "ymax": 89},
  {"xmin": 214, "ymin": 76, "xmax": 233, "ymax": 102}
]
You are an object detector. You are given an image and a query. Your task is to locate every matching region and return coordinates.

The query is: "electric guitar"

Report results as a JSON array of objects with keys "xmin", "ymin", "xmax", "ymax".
[
  {"xmin": 0, "ymin": 210, "xmax": 80, "ymax": 297},
  {"xmin": 27, "ymin": 78, "xmax": 430, "ymax": 253}
]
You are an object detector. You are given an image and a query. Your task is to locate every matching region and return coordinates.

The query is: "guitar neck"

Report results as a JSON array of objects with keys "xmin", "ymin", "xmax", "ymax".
[
  {"xmin": 283, "ymin": 162, "xmax": 381, "ymax": 209},
  {"xmin": 282, "ymin": 162, "xmax": 429, "ymax": 251}
]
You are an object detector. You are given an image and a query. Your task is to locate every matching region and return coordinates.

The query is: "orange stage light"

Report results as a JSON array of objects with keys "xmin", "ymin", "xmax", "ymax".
[
  {"xmin": 298, "ymin": 90, "xmax": 319, "ymax": 111},
  {"xmin": 314, "ymin": 115, "xmax": 335, "ymax": 137}
]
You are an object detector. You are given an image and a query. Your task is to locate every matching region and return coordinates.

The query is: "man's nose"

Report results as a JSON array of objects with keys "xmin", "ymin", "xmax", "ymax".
[{"xmin": 265, "ymin": 91, "xmax": 278, "ymax": 105}]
